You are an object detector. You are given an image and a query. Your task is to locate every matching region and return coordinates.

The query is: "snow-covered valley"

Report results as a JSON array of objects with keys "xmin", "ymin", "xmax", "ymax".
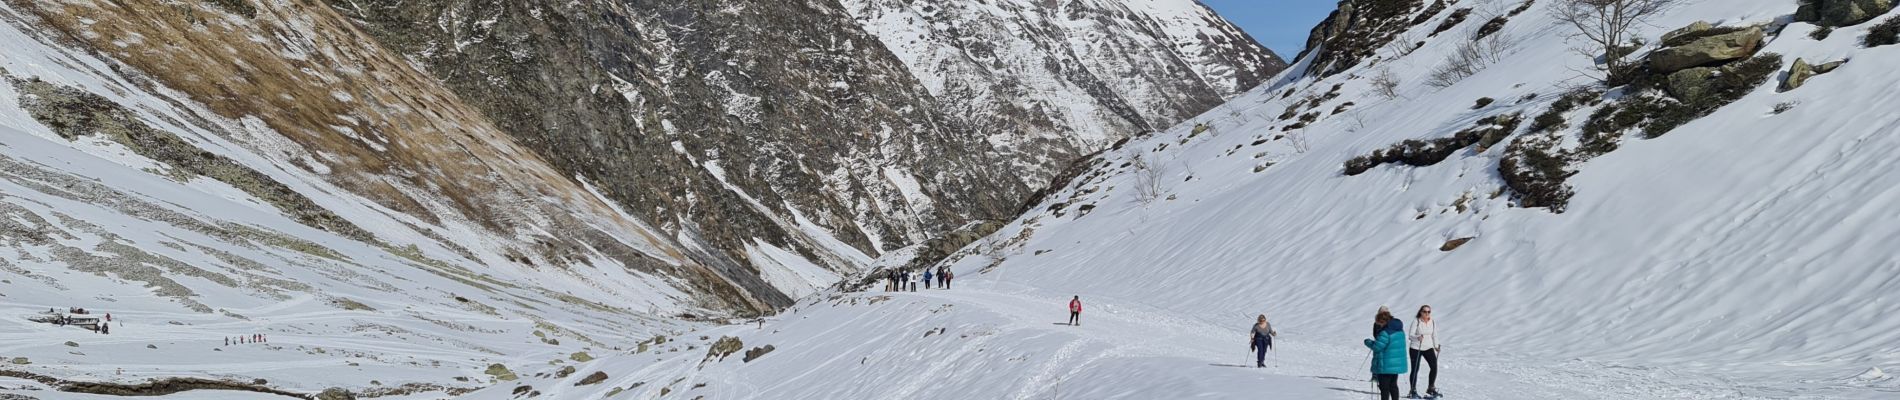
[{"xmin": 6, "ymin": 0, "xmax": 1900, "ymax": 399}]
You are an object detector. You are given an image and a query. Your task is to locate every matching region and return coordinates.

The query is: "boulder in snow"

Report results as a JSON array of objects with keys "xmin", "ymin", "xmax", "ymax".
[
  {"xmin": 316, "ymin": 387, "xmax": 355, "ymax": 400},
  {"xmin": 1781, "ymin": 58, "xmax": 1848, "ymax": 92},
  {"xmin": 705, "ymin": 336, "xmax": 744, "ymax": 361},
  {"xmin": 576, "ymin": 371, "xmax": 609, "ymax": 386},
  {"xmin": 484, "ymin": 364, "xmax": 517, "ymax": 381},
  {"xmin": 743, "ymin": 345, "xmax": 776, "ymax": 363},
  {"xmin": 1667, "ymin": 67, "xmax": 1718, "ymax": 100},
  {"xmin": 1660, "ymin": 21, "xmax": 1715, "ymax": 45},
  {"xmin": 1799, "ymin": 0, "xmax": 1895, "ymax": 26},
  {"xmin": 1783, "ymin": 59, "xmax": 1817, "ymax": 92},
  {"xmin": 1650, "ymin": 26, "xmax": 1765, "ymax": 73}
]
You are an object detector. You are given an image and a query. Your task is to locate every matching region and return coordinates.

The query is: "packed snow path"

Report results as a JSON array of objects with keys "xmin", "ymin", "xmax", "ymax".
[{"xmin": 460, "ymin": 282, "xmax": 1830, "ymax": 400}]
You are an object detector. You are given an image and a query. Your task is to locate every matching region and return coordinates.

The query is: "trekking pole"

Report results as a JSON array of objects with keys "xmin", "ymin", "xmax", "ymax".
[{"xmin": 1363, "ymin": 350, "xmax": 1375, "ymax": 400}]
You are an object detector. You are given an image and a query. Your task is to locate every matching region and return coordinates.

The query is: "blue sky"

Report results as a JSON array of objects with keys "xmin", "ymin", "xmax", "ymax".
[{"xmin": 1200, "ymin": 0, "xmax": 1340, "ymax": 58}]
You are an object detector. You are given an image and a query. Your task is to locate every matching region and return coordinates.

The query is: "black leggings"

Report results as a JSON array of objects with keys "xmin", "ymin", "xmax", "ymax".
[
  {"xmin": 1410, "ymin": 348, "xmax": 1439, "ymax": 392},
  {"xmin": 1375, "ymin": 374, "xmax": 1400, "ymax": 400}
]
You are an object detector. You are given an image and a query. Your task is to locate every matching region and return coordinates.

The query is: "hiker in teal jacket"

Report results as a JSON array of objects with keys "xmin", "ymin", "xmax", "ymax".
[{"xmin": 1365, "ymin": 309, "xmax": 1408, "ymax": 400}]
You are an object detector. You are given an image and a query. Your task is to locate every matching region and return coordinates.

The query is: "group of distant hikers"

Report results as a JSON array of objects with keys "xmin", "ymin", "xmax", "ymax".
[
  {"xmin": 876, "ymin": 268, "xmax": 1442, "ymax": 399},
  {"xmin": 883, "ymin": 266, "xmax": 952, "ymax": 292},
  {"xmin": 45, "ymin": 307, "xmax": 113, "ymax": 334},
  {"xmin": 225, "ymin": 334, "xmax": 269, "ymax": 346},
  {"xmin": 1061, "ymin": 298, "xmax": 1442, "ymax": 400}
]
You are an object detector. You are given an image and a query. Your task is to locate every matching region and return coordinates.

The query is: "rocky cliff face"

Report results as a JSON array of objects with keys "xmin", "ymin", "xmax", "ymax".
[
  {"xmin": 320, "ymin": 0, "xmax": 1283, "ymax": 305},
  {"xmin": 2, "ymin": 0, "xmax": 1279, "ymax": 315},
  {"xmin": 1296, "ymin": 0, "xmax": 1426, "ymax": 78},
  {"xmin": 840, "ymin": 0, "xmax": 1286, "ymax": 179}
]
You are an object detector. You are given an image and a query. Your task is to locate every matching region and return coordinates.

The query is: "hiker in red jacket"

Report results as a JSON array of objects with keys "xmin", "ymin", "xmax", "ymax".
[{"xmin": 1068, "ymin": 296, "xmax": 1082, "ymax": 326}]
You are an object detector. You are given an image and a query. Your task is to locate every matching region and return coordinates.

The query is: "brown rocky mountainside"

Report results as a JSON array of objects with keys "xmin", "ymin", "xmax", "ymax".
[{"xmin": 6, "ymin": 0, "xmax": 1281, "ymax": 315}]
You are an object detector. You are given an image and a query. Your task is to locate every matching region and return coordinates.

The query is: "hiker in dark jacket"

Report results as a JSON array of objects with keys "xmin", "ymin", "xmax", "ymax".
[
  {"xmin": 1250, "ymin": 314, "xmax": 1278, "ymax": 367},
  {"xmin": 923, "ymin": 269, "xmax": 934, "ymax": 289}
]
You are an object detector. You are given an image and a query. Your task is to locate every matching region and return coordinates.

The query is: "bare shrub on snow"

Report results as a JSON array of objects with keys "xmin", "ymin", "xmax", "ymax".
[
  {"xmin": 1131, "ymin": 154, "xmax": 1163, "ymax": 204},
  {"xmin": 1372, "ymin": 68, "xmax": 1402, "ymax": 99},
  {"xmin": 1426, "ymin": 31, "xmax": 1514, "ymax": 88}
]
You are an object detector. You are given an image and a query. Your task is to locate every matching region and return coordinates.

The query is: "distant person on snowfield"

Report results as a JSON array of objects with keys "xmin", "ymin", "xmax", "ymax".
[
  {"xmin": 1366, "ymin": 309, "xmax": 1407, "ymax": 400},
  {"xmin": 923, "ymin": 269, "xmax": 934, "ymax": 290},
  {"xmin": 936, "ymin": 266, "xmax": 947, "ymax": 288},
  {"xmin": 1250, "ymin": 314, "xmax": 1278, "ymax": 367},
  {"xmin": 945, "ymin": 269, "xmax": 954, "ymax": 289},
  {"xmin": 1068, "ymin": 296, "xmax": 1082, "ymax": 326},
  {"xmin": 1409, "ymin": 305, "xmax": 1441, "ymax": 398}
]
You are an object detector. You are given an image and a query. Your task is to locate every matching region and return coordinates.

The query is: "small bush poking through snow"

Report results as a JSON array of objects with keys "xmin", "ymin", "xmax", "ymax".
[
  {"xmin": 1472, "ymin": 97, "xmax": 1496, "ymax": 109},
  {"xmin": 1499, "ymin": 132, "xmax": 1575, "ymax": 212},
  {"xmin": 1773, "ymin": 101, "xmax": 1799, "ymax": 114},
  {"xmin": 1508, "ymin": 0, "xmax": 1536, "ymax": 16},
  {"xmin": 1476, "ymin": 15, "xmax": 1511, "ymax": 39},
  {"xmin": 1529, "ymin": 89, "xmax": 1602, "ymax": 134},
  {"xmin": 1867, "ymin": 16, "xmax": 1900, "ymax": 47},
  {"xmin": 1811, "ymin": 26, "xmax": 1834, "ymax": 40},
  {"xmin": 1432, "ymin": 8, "xmax": 1474, "ymax": 37},
  {"xmin": 1414, "ymin": 0, "xmax": 1452, "ymax": 26}
]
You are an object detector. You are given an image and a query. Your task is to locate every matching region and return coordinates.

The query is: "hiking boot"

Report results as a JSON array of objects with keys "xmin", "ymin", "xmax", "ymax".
[
  {"xmin": 1427, "ymin": 388, "xmax": 1441, "ymax": 397},
  {"xmin": 1407, "ymin": 391, "xmax": 1421, "ymax": 399}
]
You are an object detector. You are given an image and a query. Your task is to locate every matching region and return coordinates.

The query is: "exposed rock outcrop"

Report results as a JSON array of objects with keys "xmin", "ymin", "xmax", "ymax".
[
  {"xmin": 1797, "ymin": 0, "xmax": 1895, "ymax": 26},
  {"xmin": 1296, "ymin": 0, "xmax": 1428, "ymax": 78},
  {"xmin": 1649, "ymin": 26, "xmax": 1765, "ymax": 73}
]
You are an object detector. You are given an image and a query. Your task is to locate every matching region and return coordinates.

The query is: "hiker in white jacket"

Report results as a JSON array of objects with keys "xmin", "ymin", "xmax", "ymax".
[{"xmin": 1408, "ymin": 305, "xmax": 1441, "ymax": 398}]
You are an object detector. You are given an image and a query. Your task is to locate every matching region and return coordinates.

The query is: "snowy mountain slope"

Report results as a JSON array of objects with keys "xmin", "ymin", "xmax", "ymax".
[
  {"xmin": 912, "ymin": 0, "xmax": 1900, "ymax": 396},
  {"xmin": 0, "ymin": 1, "xmax": 781, "ymax": 397},
  {"xmin": 839, "ymin": 0, "xmax": 1286, "ymax": 180},
  {"xmin": 463, "ymin": 0, "xmax": 1900, "ymax": 399},
  {"xmin": 0, "ymin": 0, "xmax": 791, "ymax": 314}
]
